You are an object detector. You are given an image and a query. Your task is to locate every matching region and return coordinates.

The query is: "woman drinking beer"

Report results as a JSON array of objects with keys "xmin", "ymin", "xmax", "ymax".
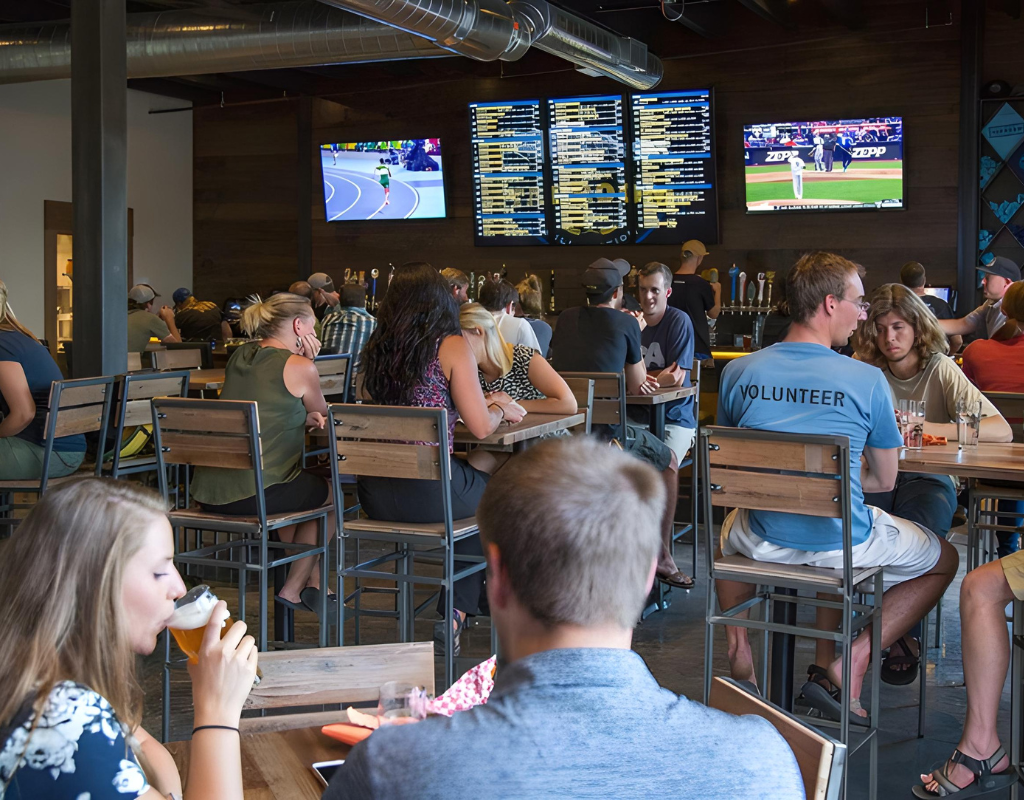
[{"xmin": 0, "ymin": 478, "xmax": 257, "ymax": 799}]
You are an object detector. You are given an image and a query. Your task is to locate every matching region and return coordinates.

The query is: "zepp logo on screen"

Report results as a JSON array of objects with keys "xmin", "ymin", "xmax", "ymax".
[
  {"xmin": 764, "ymin": 151, "xmax": 799, "ymax": 162},
  {"xmin": 851, "ymin": 147, "xmax": 887, "ymax": 158}
]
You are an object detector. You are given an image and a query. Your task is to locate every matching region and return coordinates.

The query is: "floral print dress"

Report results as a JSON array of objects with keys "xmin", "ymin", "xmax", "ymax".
[{"xmin": 0, "ymin": 681, "xmax": 149, "ymax": 799}]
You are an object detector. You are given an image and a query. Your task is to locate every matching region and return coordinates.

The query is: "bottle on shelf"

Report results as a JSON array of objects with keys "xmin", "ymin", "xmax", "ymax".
[{"xmin": 549, "ymin": 270, "xmax": 556, "ymax": 313}]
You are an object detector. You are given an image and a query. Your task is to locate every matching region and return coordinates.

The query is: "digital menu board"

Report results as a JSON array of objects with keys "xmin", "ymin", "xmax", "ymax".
[
  {"xmin": 470, "ymin": 100, "xmax": 548, "ymax": 246},
  {"xmin": 631, "ymin": 89, "xmax": 718, "ymax": 244},
  {"xmin": 547, "ymin": 94, "xmax": 629, "ymax": 246}
]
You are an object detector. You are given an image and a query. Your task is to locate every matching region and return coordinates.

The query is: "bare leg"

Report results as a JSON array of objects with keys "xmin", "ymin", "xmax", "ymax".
[
  {"xmin": 656, "ymin": 454, "xmax": 682, "ymax": 577},
  {"xmin": 920, "ymin": 560, "xmax": 1014, "ymax": 792},
  {"xmin": 465, "ymin": 449, "xmax": 510, "ymax": 476},
  {"xmin": 814, "ymin": 596, "xmax": 840, "ymax": 670},
  {"xmin": 277, "ymin": 486, "xmax": 336, "ymax": 601},
  {"xmin": 715, "ymin": 547, "xmax": 758, "ymax": 683}
]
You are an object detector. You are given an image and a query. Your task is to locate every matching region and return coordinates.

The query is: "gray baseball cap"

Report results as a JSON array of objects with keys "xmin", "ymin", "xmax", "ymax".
[
  {"xmin": 308, "ymin": 272, "xmax": 335, "ymax": 293},
  {"xmin": 978, "ymin": 256, "xmax": 1021, "ymax": 283},
  {"xmin": 128, "ymin": 284, "xmax": 157, "ymax": 304}
]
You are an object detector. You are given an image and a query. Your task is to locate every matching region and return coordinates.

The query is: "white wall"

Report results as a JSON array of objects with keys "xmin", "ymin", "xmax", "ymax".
[{"xmin": 0, "ymin": 80, "xmax": 192, "ymax": 335}]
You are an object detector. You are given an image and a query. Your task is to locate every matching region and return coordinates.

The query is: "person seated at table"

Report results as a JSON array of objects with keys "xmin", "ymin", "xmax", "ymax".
[
  {"xmin": 359, "ymin": 263, "xmax": 526, "ymax": 656},
  {"xmin": 323, "ymin": 438, "xmax": 805, "ymax": 800},
  {"xmin": 635, "ymin": 261, "xmax": 697, "ymax": 465},
  {"xmin": 514, "ymin": 274, "xmax": 553, "ymax": 356},
  {"xmin": 938, "ymin": 256, "xmax": 1020, "ymax": 342},
  {"xmin": 190, "ymin": 292, "xmax": 338, "ymax": 617},
  {"xmin": 912, "ymin": 552, "xmax": 1023, "ymax": 796},
  {"xmin": 0, "ymin": 279, "xmax": 86, "ymax": 481},
  {"xmin": 717, "ymin": 252, "xmax": 958, "ymax": 724},
  {"xmin": 550, "ymin": 257, "xmax": 691, "ymax": 591},
  {"xmin": 477, "ymin": 277, "xmax": 542, "ymax": 352},
  {"xmin": 320, "ymin": 283, "xmax": 376, "ymax": 394},
  {"xmin": 440, "ymin": 267, "xmax": 470, "ymax": 305},
  {"xmin": 127, "ymin": 284, "xmax": 180, "ymax": 354},
  {"xmin": 0, "ymin": 478, "xmax": 257, "ymax": 800},
  {"xmin": 172, "ymin": 287, "xmax": 233, "ymax": 343},
  {"xmin": 899, "ymin": 261, "xmax": 961, "ymax": 353}
]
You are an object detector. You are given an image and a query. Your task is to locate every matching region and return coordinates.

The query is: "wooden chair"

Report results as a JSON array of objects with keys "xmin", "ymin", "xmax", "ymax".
[
  {"xmin": 152, "ymin": 347, "xmax": 202, "ymax": 370},
  {"xmin": 0, "ymin": 376, "xmax": 115, "ymax": 536},
  {"xmin": 151, "ymin": 397, "xmax": 334, "ymax": 740},
  {"xmin": 700, "ymin": 426, "xmax": 882, "ymax": 800},
  {"xmin": 305, "ymin": 353, "xmax": 354, "ymax": 468},
  {"xmin": 671, "ymin": 358, "xmax": 703, "ymax": 579},
  {"xmin": 985, "ymin": 391, "xmax": 1024, "ymax": 442},
  {"xmin": 238, "ymin": 642, "xmax": 434, "ymax": 735},
  {"xmin": 563, "ymin": 377, "xmax": 594, "ymax": 435},
  {"xmin": 165, "ymin": 341, "xmax": 215, "ymax": 368},
  {"xmin": 105, "ymin": 371, "xmax": 190, "ymax": 483},
  {"xmin": 557, "ymin": 371, "xmax": 626, "ymax": 443},
  {"xmin": 327, "ymin": 403, "xmax": 488, "ymax": 689},
  {"xmin": 709, "ymin": 677, "xmax": 845, "ymax": 800}
]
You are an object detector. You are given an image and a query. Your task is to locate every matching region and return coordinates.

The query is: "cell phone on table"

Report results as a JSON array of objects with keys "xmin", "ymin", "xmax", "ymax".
[{"xmin": 312, "ymin": 759, "xmax": 346, "ymax": 788}]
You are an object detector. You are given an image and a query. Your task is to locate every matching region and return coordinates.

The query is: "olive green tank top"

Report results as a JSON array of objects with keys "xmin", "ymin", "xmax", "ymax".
[{"xmin": 190, "ymin": 342, "xmax": 306, "ymax": 506}]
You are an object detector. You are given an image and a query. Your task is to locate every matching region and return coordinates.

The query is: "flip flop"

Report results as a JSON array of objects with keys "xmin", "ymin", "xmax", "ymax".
[
  {"xmin": 799, "ymin": 681, "xmax": 870, "ymax": 728},
  {"xmin": 299, "ymin": 587, "xmax": 339, "ymax": 619},
  {"xmin": 274, "ymin": 595, "xmax": 307, "ymax": 613},
  {"xmin": 881, "ymin": 635, "xmax": 920, "ymax": 686},
  {"xmin": 658, "ymin": 571, "xmax": 695, "ymax": 590},
  {"xmin": 797, "ymin": 664, "xmax": 839, "ymax": 705},
  {"xmin": 737, "ymin": 680, "xmax": 761, "ymax": 697},
  {"xmin": 912, "ymin": 746, "xmax": 1017, "ymax": 798}
]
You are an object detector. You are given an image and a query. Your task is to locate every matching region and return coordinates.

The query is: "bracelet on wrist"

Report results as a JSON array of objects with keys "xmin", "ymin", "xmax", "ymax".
[{"xmin": 192, "ymin": 724, "xmax": 240, "ymax": 736}]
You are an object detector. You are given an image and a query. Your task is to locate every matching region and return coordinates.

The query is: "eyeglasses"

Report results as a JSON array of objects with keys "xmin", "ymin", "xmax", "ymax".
[{"xmin": 838, "ymin": 296, "xmax": 870, "ymax": 313}]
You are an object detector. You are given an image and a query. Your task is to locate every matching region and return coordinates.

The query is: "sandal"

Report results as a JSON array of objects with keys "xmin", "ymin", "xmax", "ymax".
[
  {"xmin": 881, "ymin": 635, "xmax": 920, "ymax": 686},
  {"xmin": 797, "ymin": 664, "xmax": 839, "ymax": 705},
  {"xmin": 433, "ymin": 611, "xmax": 466, "ymax": 657},
  {"xmin": 299, "ymin": 587, "xmax": 339, "ymax": 620},
  {"xmin": 799, "ymin": 680, "xmax": 871, "ymax": 727},
  {"xmin": 912, "ymin": 746, "xmax": 1016, "ymax": 798},
  {"xmin": 658, "ymin": 570, "xmax": 695, "ymax": 590}
]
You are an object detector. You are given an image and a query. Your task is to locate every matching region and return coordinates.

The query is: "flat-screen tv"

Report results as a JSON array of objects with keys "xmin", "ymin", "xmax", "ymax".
[
  {"xmin": 320, "ymin": 139, "xmax": 446, "ymax": 221},
  {"xmin": 743, "ymin": 117, "xmax": 903, "ymax": 213}
]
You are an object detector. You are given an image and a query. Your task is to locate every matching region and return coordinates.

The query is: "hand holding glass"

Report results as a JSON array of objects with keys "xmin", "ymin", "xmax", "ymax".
[{"xmin": 168, "ymin": 585, "xmax": 262, "ymax": 684}]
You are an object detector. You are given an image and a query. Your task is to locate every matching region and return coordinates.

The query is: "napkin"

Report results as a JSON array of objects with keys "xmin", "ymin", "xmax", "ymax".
[
  {"xmin": 922, "ymin": 434, "xmax": 947, "ymax": 446},
  {"xmin": 425, "ymin": 655, "xmax": 497, "ymax": 717}
]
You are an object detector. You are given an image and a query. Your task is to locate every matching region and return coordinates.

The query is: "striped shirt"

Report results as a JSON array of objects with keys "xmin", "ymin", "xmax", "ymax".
[{"xmin": 320, "ymin": 306, "xmax": 376, "ymax": 387}]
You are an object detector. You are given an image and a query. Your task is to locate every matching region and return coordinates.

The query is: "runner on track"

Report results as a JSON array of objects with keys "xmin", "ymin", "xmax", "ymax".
[{"xmin": 374, "ymin": 159, "xmax": 392, "ymax": 206}]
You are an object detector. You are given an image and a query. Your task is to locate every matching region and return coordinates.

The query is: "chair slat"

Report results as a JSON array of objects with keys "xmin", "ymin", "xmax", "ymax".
[
  {"xmin": 591, "ymin": 377, "xmax": 622, "ymax": 398},
  {"xmin": 127, "ymin": 353, "xmax": 143, "ymax": 372},
  {"xmin": 709, "ymin": 438, "xmax": 841, "ymax": 475},
  {"xmin": 51, "ymin": 404, "xmax": 106, "ymax": 437},
  {"xmin": 58, "ymin": 383, "xmax": 108, "ymax": 407},
  {"xmin": 319, "ymin": 375, "xmax": 348, "ymax": 397},
  {"xmin": 156, "ymin": 404, "xmax": 252, "ymax": 435},
  {"xmin": 122, "ymin": 400, "xmax": 153, "ymax": 428},
  {"xmin": 332, "ymin": 407, "xmax": 441, "ymax": 442},
  {"xmin": 153, "ymin": 349, "xmax": 202, "ymax": 370},
  {"xmin": 126, "ymin": 376, "xmax": 187, "ymax": 400},
  {"xmin": 159, "ymin": 431, "xmax": 254, "ymax": 468},
  {"xmin": 337, "ymin": 440, "xmax": 441, "ymax": 480},
  {"xmin": 315, "ymin": 356, "xmax": 350, "ymax": 376},
  {"xmin": 591, "ymin": 398, "xmax": 622, "ymax": 426},
  {"xmin": 709, "ymin": 468, "xmax": 842, "ymax": 518}
]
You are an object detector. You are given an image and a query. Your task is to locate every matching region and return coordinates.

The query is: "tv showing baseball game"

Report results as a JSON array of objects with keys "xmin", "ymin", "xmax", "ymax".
[
  {"xmin": 320, "ymin": 139, "xmax": 446, "ymax": 221},
  {"xmin": 743, "ymin": 118, "xmax": 903, "ymax": 213}
]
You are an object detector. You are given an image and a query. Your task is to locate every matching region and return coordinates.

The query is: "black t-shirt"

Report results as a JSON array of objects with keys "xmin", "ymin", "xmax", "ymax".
[
  {"xmin": 667, "ymin": 273, "xmax": 715, "ymax": 357},
  {"xmin": 550, "ymin": 305, "xmax": 642, "ymax": 374},
  {"xmin": 175, "ymin": 303, "xmax": 222, "ymax": 342},
  {"xmin": 920, "ymin": 294, "xmax": 954, "ymax": 320}
]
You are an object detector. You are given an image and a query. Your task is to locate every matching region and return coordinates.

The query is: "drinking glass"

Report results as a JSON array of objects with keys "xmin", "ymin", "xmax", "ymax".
[
  {"xmin": 167, "ymin": 585, "xmax": 262, "ymax": 683},
  {"xmin": 377, "ymin": 681, "xmax": 428, "ymax": 724},
  {"xmin": 957, "ymin": 397, "xmax": 982, "ymax": 450},
  {"xmin": 905, "ymin": 399, "xmax": 926, "ymax": 449},
  {"xmin": 896, "ymin": 399, "xmax": 910, "ymax": 445}
]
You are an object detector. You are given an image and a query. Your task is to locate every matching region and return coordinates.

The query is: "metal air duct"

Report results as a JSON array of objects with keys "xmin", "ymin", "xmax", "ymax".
[{"xmin": 0, "ymin": 1, "xmax": 450, "ymax": 85}]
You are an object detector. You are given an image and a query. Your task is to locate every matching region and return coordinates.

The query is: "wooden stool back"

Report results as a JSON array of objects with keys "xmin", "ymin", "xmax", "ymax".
[{"xmin": 558, "ymin": 371, "xmax": 626, "ymax": 442}]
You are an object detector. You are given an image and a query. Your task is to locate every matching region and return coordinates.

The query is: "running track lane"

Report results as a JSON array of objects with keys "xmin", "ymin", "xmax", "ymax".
[{"xmin": 323, "ymin": 166, "xmax": 420, "ymax": 220}]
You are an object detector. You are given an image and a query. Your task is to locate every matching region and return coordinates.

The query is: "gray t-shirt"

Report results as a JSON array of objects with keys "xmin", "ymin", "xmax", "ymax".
[
  {"xmin": 883, "ymin": 352, "xmax": 1001, "ymax": 424},
  {"xmin": 127, "ymin": 308, "xmax": 169, "ymax": 354},
  {"xmin": 964, "ymin": 298, "xmax": 1006, "ymax": 339},
  {"xmin": 324, "ymin": 648, "xmax": 805, "ymax": 800}
]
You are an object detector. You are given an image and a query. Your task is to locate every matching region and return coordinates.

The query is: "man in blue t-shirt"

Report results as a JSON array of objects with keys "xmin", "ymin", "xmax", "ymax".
[
  {"xmin": 716, "ymin": 251, "xmax": 957, "ymax": 726},
  {"xmin": 635, "ymin": 262, "xmax": 696, "ymax": 464}
]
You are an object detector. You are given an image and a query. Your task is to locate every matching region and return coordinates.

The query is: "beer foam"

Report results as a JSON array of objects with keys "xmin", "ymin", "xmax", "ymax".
[{"xmin": 167, "ymin": 585, "xmax": 221, "ymax": 631}]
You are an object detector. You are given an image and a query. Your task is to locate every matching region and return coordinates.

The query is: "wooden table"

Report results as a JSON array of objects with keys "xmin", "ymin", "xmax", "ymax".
[
  {"xmin": 454, "ymin": 412, "xmax": 585, "ymax": 450},
  {"xmin": 898, "ymin": 442, "xmax": 1024, "ymax": 482},
  {"xmin": 188, "ymin": 368, "xmax": 225, "ymax": 393},
  {"xmin": 166, "ymin": 726, "xmax": 350, "ymax": 799},
  {"xmin": 625, "ymin": 385, "xmax": 697, "ymax": 440}
]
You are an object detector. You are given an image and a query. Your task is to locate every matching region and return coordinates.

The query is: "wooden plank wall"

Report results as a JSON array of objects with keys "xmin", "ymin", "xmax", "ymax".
[{"xmin": 194, "ymin": 0, "xmax": 968, "ymax": 310}]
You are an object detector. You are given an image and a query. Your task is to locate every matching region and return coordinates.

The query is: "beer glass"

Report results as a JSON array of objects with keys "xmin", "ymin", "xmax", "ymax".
[
  {"xmin": 377, "ymin": 682, "xmax": 428, "ymax": 724},
  {"xmin": 167, "ymin": 585, "xmax": 261, "ymax": 683}
]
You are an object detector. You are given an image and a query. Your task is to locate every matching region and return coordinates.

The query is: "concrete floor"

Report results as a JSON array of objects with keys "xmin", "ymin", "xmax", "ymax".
[{"xmin": 142, "ymin": 530, "xmax": 1017, "ymax": 799}]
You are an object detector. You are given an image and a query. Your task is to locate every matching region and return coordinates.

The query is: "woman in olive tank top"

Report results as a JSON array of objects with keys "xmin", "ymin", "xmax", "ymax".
[{"xmin": 191, "ymin": 292, "xmax": 337, "ymax": 617}]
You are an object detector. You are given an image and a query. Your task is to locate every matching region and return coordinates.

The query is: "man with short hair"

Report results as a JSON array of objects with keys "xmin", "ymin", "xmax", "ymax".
[
  {"xmin": 899, "ymin": 261, "xmax": 961, "ymax": 353},
  {"xmin": 551, "ymin": 258, "xmax": 692, "ymax": 590},
  {"xmin": 477, "ymin": 278, "xmax": 541, "ymax": 351},
  {"xmin": 636, "ymin": 261, "xmax": 696, "ymax": 464},
  {"xmin": 667, "ymin": 240, "xmax": 720, "ymax": 361},
  {"xmin": 320, "ymin": 283, "xmax": 377, "ymax": 391},
  {"xmin": 308, "ymin": 272, "xmax": 340, "ymax": 321},
  {"xmin": 323, "ymin": 438, "xmax": 805, "ymax": 800},
  {"xmin": 127, "ymin": 284, "xmax": 179, "ymax": 354},
  {"xmin": 172, "ymin": 288, "xmax": 231, "ymax": 342},
  {"xmin": 716, "ymin": 251, "xmax": 958, "ymax": 724},
  {"xmin": 440, "ymin": 268, "xmax": 470, "ymax": 305},
  {"xmin": 939, "ymin": 256, "xmax": 1021, "ymax": 341}
]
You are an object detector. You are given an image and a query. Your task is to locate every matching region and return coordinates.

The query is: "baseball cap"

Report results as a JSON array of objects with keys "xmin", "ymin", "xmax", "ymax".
[
  {"xmin": 582, "ymin": 257, "xmax": 630, "ymax": 295},
  {"xmin": 681, "ymin": 240, "xmax": 709, "ymax": 257},
  {"xmin": 308, "ymin": 272, "xmax": 335, "ymax": 293},
  {"xmin": 172, "ymin": 287, "xmax": 192, "ymax": 305},
  {"xmin": 978, "ymin": 256, "xmax": 1021, "ymax": 283},
  {"xmin": 128, "ymin": 284, "xmax": 157, "ymax": 304}
]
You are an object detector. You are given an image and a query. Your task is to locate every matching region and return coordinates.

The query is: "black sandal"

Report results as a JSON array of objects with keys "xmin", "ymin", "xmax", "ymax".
[
  {"xmin": 799, "ymin": 680, "xmax": 871, "ymax": 727},
  {"xmin": 881, "ymin": 635, "xmax": 920, "ymax": 686},
  {"xmin": 433, "ymin": 611, "xmax": 466, "ymax": 657},
  {"xmin": 912, "ymin": 746, "xmax": 1017, "ymax": 798},
  {"xmin": 797, "ymin": 664, "xmax": 839, "ymax": 705}
]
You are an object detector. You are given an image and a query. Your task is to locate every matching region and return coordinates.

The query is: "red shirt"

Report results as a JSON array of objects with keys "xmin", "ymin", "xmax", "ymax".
[{"xmin": 962, "ymin": 333, "xmax": 1024, "ymax": 392}]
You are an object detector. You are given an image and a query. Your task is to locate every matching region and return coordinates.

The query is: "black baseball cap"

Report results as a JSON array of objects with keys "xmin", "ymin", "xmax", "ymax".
[
  {"xmin": 979, "ymin": 256, "xmax": 1021, "ymax": 283},
  {"xmin": 582, "ymin": 258, "xmax": 631, "ymax": 296}
]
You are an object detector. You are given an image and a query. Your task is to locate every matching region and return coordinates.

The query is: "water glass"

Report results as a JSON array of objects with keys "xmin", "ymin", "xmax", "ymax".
[
  {"xmin": 956, "ymin": 397, "xmax": 982, "ymax": 450},
  {"xmin": 377, "ymin": 682, "xmax": 428, "ymax": 724},
  {"xmin": 901, "ymin": 399, "xmax": 926, "ymax": 449}
]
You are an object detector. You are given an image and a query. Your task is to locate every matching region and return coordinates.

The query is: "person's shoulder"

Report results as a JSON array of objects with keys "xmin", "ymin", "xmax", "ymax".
[{"xmin": 663, "ymin": 306, "xmax": 693, "ymax": 329}]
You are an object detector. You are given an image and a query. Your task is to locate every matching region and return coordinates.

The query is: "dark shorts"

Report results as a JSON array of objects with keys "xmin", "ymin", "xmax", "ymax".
[
  {"xmin": 623, "ymin": 424, "xmax": 674, "ymax": 472},
  {"xmin": 198, "ymin": 470, "xmax": 330, "ymax": 516},
  {"xmin": 357, "ymin": 456, "xmax": 489, "ymax": 522}
]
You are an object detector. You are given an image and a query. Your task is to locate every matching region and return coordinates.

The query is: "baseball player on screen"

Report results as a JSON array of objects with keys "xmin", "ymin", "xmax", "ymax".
[
  {"xmin": 812, "ymin": 133, "xmax": 824, "ymax": 171},
  {"xmin": 790, "ymin": 153, "xmax": 806, "ymax": 200}
]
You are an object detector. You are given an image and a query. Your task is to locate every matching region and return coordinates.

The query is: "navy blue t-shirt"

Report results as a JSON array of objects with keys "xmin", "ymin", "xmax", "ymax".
[
  {"xmin": 0, "ymin": 330, "xmax": 85, "ymax": 452},
  {"xmin": 641, "ymin": 307, "xmax": 695, "ymax": 427}
]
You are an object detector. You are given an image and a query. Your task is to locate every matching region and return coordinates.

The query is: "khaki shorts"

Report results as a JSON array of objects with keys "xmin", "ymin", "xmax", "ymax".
[
  {"xmin": 722, "ymin": 505, "xmax": 942, "ymax": 590},
  {"xmin": 1001, "ymin": 550, "xmax": 1024, "ymax": 601}
]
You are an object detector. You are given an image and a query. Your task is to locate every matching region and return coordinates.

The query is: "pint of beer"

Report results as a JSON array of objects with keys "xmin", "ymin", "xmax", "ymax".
[{"xmin": 167, "ymin": 585, "xmax": 261, "ymax": 684}]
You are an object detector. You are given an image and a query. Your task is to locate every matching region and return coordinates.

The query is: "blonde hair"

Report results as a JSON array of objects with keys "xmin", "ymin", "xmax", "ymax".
[
  {"xmin": 0, "ymin": 479, "xmax": 169, "ymax": 740},
  {"xmin": 0, "ymin": 279, "xmax": 35, "ymax": 339},
  {"xmin": 515, "ymin": 274, "xmax": 544, "ymax": 317},
  {"xmin": 240, "ymin": 292, "xmax": 313, "ymax": 339},
  {"xmin": 459, "ymin": 302, "xmax": 513, "ymax": 376},
  {"xmin": 477, "ymin": 437, "xmax": 664, "ymax": 628},
  {"xmin": 854, "ymin": 283, "xmax": 949, "ymax": 367}
]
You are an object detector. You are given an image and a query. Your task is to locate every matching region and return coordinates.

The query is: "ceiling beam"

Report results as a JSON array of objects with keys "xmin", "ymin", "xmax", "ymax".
[
  {"xmin": 127, "ymin": 77, "xmax": 220, "ymax": 105},
  {"xmin": 734, "ymin": 0, "xmax": 795, "ymax": 29}
]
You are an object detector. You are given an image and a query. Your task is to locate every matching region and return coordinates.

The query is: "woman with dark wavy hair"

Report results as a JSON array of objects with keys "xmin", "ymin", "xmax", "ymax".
[{"xmin": 359, "ymin": 262, "xmax": 525, "ymax": 656}]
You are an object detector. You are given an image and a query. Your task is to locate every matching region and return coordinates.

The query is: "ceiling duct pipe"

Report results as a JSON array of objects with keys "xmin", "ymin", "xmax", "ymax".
[
  {"xmin": 316, "ymin": 0, "xmax": 662, "ymax": 89},
  {"xmin": 0, "ymin": 1, "xmax": 450, "ymax": 85}
]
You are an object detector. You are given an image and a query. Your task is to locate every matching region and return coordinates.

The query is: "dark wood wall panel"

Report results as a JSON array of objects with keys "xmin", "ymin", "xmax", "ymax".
[{"xmin": 195, "ymin": 2, "xmax": 972, "ymax": 308}]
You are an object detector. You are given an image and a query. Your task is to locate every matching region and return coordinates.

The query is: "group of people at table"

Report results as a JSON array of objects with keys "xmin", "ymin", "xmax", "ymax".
[{"xmin": 0, "ymin": 242, "xmax": 1023, "ymax": 798}]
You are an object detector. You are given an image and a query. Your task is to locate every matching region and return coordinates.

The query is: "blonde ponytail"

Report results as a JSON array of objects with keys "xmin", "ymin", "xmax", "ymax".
[
  {"xmin": 0, "ymin": 279, "xmax": 35, "ymax": 339},
  {"xmin": 240, "ymin": 292, "xmax": 313, "ymax": 339},
  {"xmin": 459, "ymin": 302, "xmax": 514, "ymax": 376},
  {"xmin": 515, "ymin": 274, "xmax": 544, "ymax": 318}
]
